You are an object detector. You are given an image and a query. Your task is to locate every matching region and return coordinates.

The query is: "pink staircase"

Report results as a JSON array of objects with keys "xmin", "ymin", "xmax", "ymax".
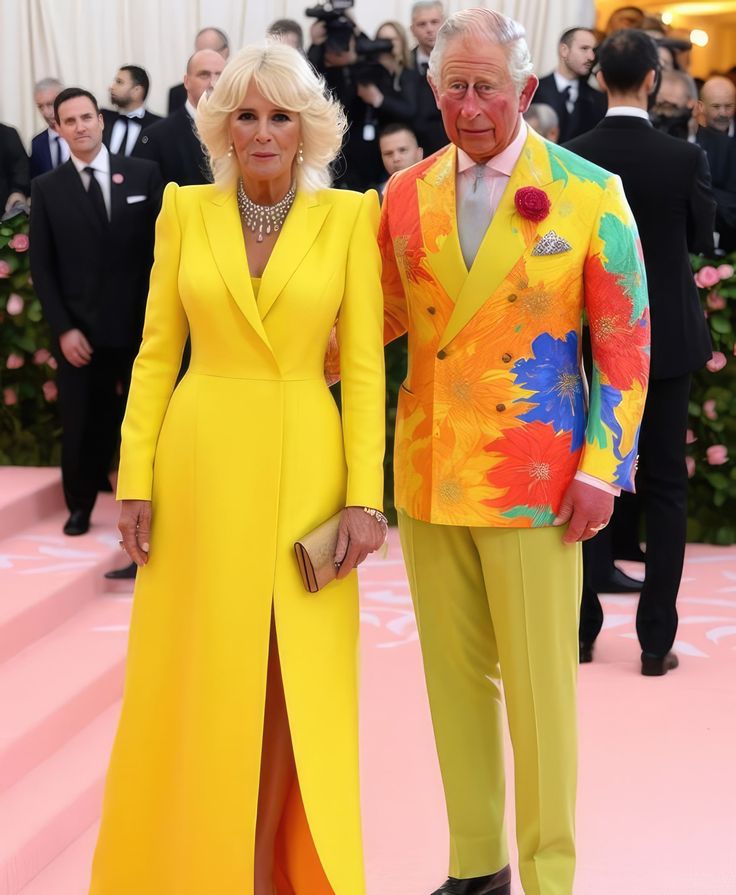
[{"xmin": 0, "ymin": 468, "xmax": 132, "ymax": 895}]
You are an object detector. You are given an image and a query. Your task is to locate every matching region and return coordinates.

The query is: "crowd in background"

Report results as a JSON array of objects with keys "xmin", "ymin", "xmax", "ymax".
[{"xmin": 1, "ymin": 2, "xmax": 736, "ymax": 233}]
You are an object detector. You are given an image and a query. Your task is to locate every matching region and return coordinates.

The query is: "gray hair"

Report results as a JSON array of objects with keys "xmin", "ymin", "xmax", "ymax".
[
  {"xmin": 663, "ymin": 69, "xmax": 698, "ymax": 103},
  {"xmin": 428, "ymin": 8, "xmax": 534, "ymax": 94},
  {"xmin": 525, "ymin": 103, "xmax": 559, "ymax": 138},
  {"xmin": 411, "ymin": 0, "xmax": 445, "ymax": 20},
  {"xmin": 34, "ymin": 77, "xmax": 64, "ymax": 93}
]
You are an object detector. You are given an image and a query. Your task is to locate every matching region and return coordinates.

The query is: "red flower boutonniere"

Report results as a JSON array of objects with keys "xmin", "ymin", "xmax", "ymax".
[{"xmin": 514, "ymin": 186, "xmax": 551, "ymax": 222}]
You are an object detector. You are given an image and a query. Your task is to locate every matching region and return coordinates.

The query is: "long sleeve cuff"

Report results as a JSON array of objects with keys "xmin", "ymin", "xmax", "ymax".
[{"xmin": 575, "ymin": 471, "xmax": 621, "ymax": 497}]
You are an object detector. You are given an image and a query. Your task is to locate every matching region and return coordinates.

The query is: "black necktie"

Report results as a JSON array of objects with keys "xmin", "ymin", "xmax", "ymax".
[
  {"xmin": 84, "ymin": 166, "xmax": 108, "ymax": 224},
  {"xmin": 51, "ymin": 135, "xmax": 60, "ymax": 168},
  {"xmin": 562, "ymin": 85, "xmax": 574, "ymax": 114},
  {"xmin": 419, "ymin": 61, "xmax": 428, "ymax": 77},
  {"xmin": 117, "ymin": 115, "xmax": 131, "ymax": 154}
]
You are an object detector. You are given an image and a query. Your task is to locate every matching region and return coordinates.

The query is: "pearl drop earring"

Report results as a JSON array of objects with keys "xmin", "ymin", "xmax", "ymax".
[
  {"xmin": 227, "ymin": 144, "xmax": 234, "ymax": 158},
  {"xmin": 297, "ymin": 142, "xmax": 304, "ymax": 166}
]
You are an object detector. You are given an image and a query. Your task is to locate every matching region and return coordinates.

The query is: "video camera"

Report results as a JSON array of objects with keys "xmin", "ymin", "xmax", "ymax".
[{"xmin": 305, "ymin": 0, "xmax": 393, "ymax": 83}]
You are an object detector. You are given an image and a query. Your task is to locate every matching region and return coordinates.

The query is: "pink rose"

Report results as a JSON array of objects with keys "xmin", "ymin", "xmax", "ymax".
[
  {"xmin": 706, "ymin": 444, "xmax": 729, "ymax": 465},
  {"xmin": 707, "ymin": 291, "xmax": 727, "ymax": 310},
  {"xmin": 717, "ymin": 264, "xmax": 734, "ymax": 280},
  {"xmin": 686, "ymin": 456, "xmax": 696, "ymax": 478},
  {"xmin": 3, "ymin": 387, "xmax": 17, "ymax": 406},
  {"xmin": 6, "ymin": 294, "xmax": 24, "ymax": 315},
  {"xmin": 706, "ymin": 351, "xmax": 727, "ymax": 372},
  {"xmin": 703, "ymin": 399, "xmax": 718, "ymax": 420},
  {"xmin": 42, "ymin": 380, "xmax": 58, "ymax": 402},
  {"xmin": 0, "ymin": 260, "xmax": 11, "ymax": 278},
  {"xmin": 6, "ymin": 353, "xmax": 24, "ymax": 370},
  {"xmin": 47, "ymin": 356, "xmax": 58, "ymax": 370},
  {"xmin": 9, "ymin": 233, "xmax": 29, "ymax": 252},
  {"xmin": 686, "ymin": 429, "xmax": 697, "ymax": 444},
  {"xmin": 515, "ymin": 187, "xmax": 551, "ymax": 222},
  {"xmin": 33, "ymin": 349, "xmax": 51, "ymax": 365},
  {"xmin": 695, "ymin": 266, "xmax": 721, "ymax": 288}
]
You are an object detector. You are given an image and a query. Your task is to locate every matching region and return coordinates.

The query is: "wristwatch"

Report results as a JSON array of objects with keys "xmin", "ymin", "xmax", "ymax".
[{"xmin": 362, "ymin": 506, "xmax": 389, "ymax": 525}]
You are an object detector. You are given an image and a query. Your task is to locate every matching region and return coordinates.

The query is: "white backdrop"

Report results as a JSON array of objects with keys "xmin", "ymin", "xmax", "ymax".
[{"xmin": 0, "ymin": 0, "xmax": 595, "ymax": 145}]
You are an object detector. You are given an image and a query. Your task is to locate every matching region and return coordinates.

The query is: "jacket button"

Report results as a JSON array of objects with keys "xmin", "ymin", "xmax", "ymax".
[
  {"xmin": 496, "ymin": 403, "xmax": 506, "ymax": 412},
  {"xmin": 437, "ymin": 349, "xmax": 447, "ymax": 360},
  {"xmin": 502, "ymin": 353, "xmax": 512, "ymax": 363},
  {"xmin": 427, "ymin": 306, "xmax": 436, "ymax": 315},
  {"xmin": 507, "ymin": 293, "xmax": 517, "ymax": 303}
]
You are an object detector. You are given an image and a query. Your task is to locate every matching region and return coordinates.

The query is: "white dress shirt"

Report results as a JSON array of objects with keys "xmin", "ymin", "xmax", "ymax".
[
  {"xmin": 554, "ymin": 71, "xmax": 578, "ymax": 112},
  {"xmin": 605, "ymin": 106, "xmax": 650, "ymax": 122},
  {"xmin": 70, "ymin": 144, "xmax": 111, "ymax": 219},
  {"xmin": 109, "ymin": 106, "xmax": 146, "ymax": 156},
  {"xmin": 47, "ymin": 128, "xmax": 70, "ymax": 167}
]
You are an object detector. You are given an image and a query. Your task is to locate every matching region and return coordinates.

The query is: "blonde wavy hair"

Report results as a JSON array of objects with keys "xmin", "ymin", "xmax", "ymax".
[{"xmin": 196, "ymin": 43, "xmax": 347, "ymax": 193}]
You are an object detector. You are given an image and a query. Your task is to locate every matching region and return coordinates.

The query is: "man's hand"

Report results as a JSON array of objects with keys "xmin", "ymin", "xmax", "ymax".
[
  {"xmin": 553, "ymin": 479, "xmax": 614, "ymax": 544},
  {"xmin": 357, "ymin": 83, "xmax": 384, "ymax": 108},
  {"xmin": 310, "ymin": 20, "xmax": 328, "ymax": 45},
  {"xmin": 334, "ymin": 507, "xmax": 387, "ymax": 579},
  {"xmin": 4, "ymin": 191, "xmax": 26, "ymax": 212},
  {"xmin": 59, "ymin": 328, "xmax": 93, "ymax": 367},
  {"xmin": 119, "ymin": 499, "xmax": 152, "ymax": 566}
]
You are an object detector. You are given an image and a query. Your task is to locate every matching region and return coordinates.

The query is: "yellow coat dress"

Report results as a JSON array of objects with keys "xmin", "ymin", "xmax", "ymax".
[{"xmin": 88, "ymin": 182, "xmax": 385, "ymax": 895}]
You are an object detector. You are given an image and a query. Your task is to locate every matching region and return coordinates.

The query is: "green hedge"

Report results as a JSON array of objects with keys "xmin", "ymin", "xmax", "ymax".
[{"xmin": 2, "ymin": 212, "xmax": 733, "ymax": 542}]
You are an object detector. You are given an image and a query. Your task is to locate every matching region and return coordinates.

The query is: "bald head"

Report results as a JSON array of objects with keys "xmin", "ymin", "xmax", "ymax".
[
  {"xmin": 195, "ymin": 27, "xmax": 230, "ymax": 58},
  {"xmin": 699, "ymin": 76, "xmax": 736, "ymax": 133},
  {"xmin": 185, "ymin": 49, "xmax": 226, "ymax": 108}
]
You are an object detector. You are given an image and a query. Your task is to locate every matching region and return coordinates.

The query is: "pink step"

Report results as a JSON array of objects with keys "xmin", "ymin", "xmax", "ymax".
[
  {"xmin": 0, "ymin": 596, "xmax": 131, "ymax": 793},
  {"xmin": 0, "ymin": 497, "xmax": 126, "ymax": 663},
  {"xmin": 0, "ymin": 469, "xmax": 65, "ymax": 542},
  {"xmin": 0, "ymin": 702, "xmax": 120, "ymax": 895},
  {"xmin": 19, "ymin": 823, "xmax": 98, "ymax": 895}
]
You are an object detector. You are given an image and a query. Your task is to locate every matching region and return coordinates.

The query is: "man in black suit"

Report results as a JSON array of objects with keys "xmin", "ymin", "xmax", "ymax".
[
  {"xmin": 535, "ymin": 27, "xmax": 606, "ymax": 143},
  {"xmin": 133, "ymin": 49, "xmax": 223, "ymax": 185},
  {"xmin": 30, "ymin": 88, "xmax": 163, "ymax": 536},
  {"xmin": 167, "ymin": 27, "xmax": 230, "ymax": 114},
  {"xmin": 102, "ymin": 66, "xmax": 162, "ymax": 156},
  {"xmin": 566, "ymin": 30, "xmax": 715, "ymax": 676},
  {"xmin": 697, "ymin": 75, "xmax": 735, "ymax": 138},
  {"xmin": 408, "ymin": 0, "xmax": 448, "ymax": 155},
  {"xmin": 0, "ymin": 122, "xmax": 30, "ymax": 214},
  {"xmin": 30, "ymin": 78, "xmax": 69, "ymax": 179}
]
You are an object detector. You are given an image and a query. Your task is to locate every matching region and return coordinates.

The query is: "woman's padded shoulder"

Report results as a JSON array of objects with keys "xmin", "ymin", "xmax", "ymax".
[
  {"xmin": 317, "ymin": 187, "xmax": 379, "ymax": 223},
  {"xmin": 161, "ymin": 181, "xmax": 222, "ymax": 218}
]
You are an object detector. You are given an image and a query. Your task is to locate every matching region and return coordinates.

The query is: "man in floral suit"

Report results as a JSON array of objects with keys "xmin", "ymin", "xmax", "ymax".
[{"xmin": 379, "ymin": 9, "xmax": 650, "ymax": 895}]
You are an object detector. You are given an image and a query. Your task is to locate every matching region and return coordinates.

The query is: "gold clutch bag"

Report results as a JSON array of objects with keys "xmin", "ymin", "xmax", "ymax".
[{"xmin": 294, "ymin": 512, "xmax": 342, "ymax": 593}]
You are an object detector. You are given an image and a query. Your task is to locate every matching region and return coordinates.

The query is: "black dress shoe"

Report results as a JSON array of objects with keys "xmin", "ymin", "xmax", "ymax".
[
  {"xmin": 641, "ymin": 651, "xmax": 679, "ymax": 677},
  {"xmin": 592, "ymin": 566, "xmax": 643, "ymax": 594},
  {"xmin": 104, "ymin": 562, "xmax": 137, "ymax": 580},
  {"xmin": 579, "ymin": 641, "xmax": 594, "ymax": 664},
  {"xmin": 63, "ymin": 510, "xmax": 90, "ymax": 536},
  {"xmin": 431, "ymin": 866, "xmax": 511, "ymax": 895}
]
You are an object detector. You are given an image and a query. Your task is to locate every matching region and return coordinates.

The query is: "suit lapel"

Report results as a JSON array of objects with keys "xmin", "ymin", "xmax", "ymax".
[
  {"xmin": 257, "ymin": 190, "xmax": 330, "ymax": 320},
  {"xmin": 418, "ymin": 146, "xmax": 467, "ymax": 303},
  {"xmin": 438, "ymin": 129, "xmax": 565, "ymax": 350},
  {"xmin": 201, "ymin": 188, "xmax": 272, "ymax": 351},
  {"xmin": 109, "ymin": 155, "xmax": 126, "ymax": 222},
  {"xmin": 59, "ymin": 160, "xmax": 104, "ymax": 232}
]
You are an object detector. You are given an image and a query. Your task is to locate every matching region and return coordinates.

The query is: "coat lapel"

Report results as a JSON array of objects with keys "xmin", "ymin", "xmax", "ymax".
[
  {"xmin": 60, "ymin": 160, "xmax": 104, "ymax": 233},
  {"xmin": 200, "ymin": 188, "xmax": 272, "ymax": 351},
  {"xmin": 437, "ymin": 129, "xmax": 566, "ymax": 350},
  {"xmin": 257, "ymin": 190, "xmax": 331, "ymax": 320}
]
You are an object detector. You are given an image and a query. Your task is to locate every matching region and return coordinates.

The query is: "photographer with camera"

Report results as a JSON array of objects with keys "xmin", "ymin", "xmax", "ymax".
[{"xmin": 307, "ymin": 1, "xmax": 414, "ymax": 190}]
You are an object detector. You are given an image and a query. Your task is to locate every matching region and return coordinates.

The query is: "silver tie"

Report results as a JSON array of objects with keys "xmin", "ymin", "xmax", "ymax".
[{"xmin": 458, "ymin": 164, "xmax": 491, "ymax": 269}]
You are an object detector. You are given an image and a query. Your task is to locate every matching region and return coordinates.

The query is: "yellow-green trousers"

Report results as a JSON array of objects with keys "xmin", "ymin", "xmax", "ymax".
[{"xmin": 399, "ymin": 513, "xmax": 582, "ymax": 895}]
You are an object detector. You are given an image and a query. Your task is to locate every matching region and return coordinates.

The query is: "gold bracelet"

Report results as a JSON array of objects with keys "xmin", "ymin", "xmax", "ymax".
[{"xmin": 362, "ymin": 506, "xmax": 388, "ymax": 525}]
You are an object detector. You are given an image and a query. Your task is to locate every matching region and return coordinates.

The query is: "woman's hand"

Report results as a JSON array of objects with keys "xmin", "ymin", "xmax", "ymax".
[
  {"xmin": 334, "ymin": 506, "xmax": 387, "ymax": 579},
  {"xmin": 119, "ymin": 499, "xmax": 152, "ymax": 566}
]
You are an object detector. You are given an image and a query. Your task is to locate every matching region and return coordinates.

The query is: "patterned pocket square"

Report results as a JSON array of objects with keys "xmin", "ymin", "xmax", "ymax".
[{"xmin": 531, "ymin": 230, "xmax": 572, "ymax": 256}]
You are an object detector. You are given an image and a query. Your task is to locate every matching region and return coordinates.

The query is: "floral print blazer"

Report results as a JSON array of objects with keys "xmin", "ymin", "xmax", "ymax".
[{"xmin": 379, "ymin": 128, "xmax": 650, "ymax": 528}]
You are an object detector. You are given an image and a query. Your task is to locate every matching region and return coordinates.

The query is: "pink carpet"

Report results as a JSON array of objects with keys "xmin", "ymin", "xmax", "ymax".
[{"xmin": 1, "ymin": 467, "xmax": 735, "ymax": 894}]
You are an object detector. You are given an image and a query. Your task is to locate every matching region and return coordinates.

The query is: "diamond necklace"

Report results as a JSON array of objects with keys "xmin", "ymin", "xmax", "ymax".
[{"xmin": 236, "ymin": 179, "xmax": 296, "ymax": 243}]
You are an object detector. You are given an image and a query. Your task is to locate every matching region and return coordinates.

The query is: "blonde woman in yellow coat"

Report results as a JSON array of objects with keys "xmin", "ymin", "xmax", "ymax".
[{"xmin": 88, "ymin": 44, "xmax": 386, "ymax": 895}]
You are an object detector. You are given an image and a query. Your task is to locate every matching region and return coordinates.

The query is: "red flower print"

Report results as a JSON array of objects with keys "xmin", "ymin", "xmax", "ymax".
[
  {"xmin": 514, "ymin": 187, "xmax": 551, "ymax": 222},
  {"xmin": 585, "ymin": 255, "xmax": 650, "ymax": 390},
  {"xmin": 483, "ymin": 421, "xmax": 577, "ymax": 512}
]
